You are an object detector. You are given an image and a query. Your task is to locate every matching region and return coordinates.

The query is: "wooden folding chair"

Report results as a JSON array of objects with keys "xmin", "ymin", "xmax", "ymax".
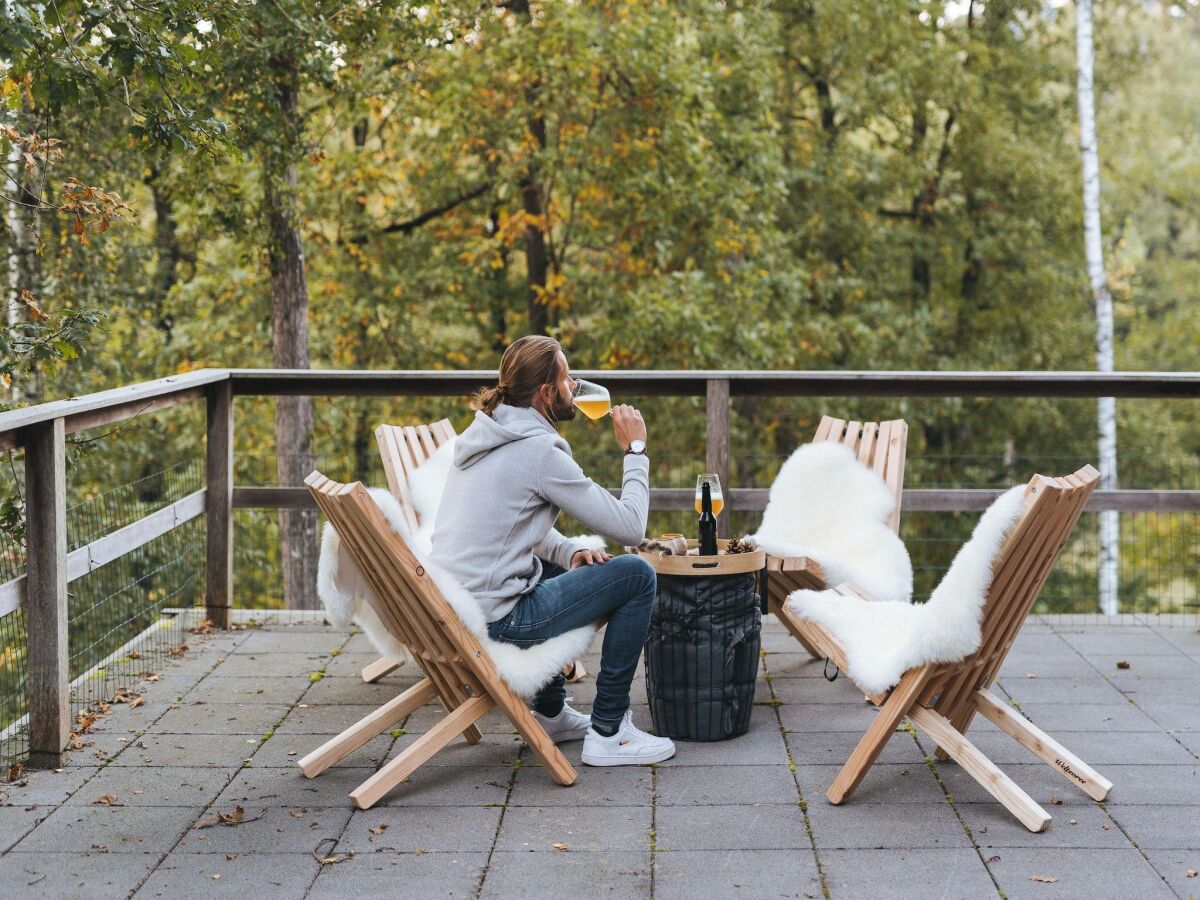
[
  {"xmin": 300, "ymin": 471, "xmax": 577, "ymax": 809},
  {"xmin": 765, "ymin": 416, "xmax": 908, "ymax": 657},
  {"xmin": 359, "ymin": 418, "xmax": 457, "ymax": 684},
  {"xmin": 790, "ymin": 465, "xmax": 1110, "ymax": 832}
]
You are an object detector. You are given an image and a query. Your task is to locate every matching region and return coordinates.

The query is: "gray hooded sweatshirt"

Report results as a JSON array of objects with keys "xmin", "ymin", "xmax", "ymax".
[{"xmin": 429, "ymin": 403, "xmax": 650, "ymax": 623}]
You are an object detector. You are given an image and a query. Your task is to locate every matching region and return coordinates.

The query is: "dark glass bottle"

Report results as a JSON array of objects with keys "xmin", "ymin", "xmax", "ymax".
[{"xmin": 698, "ymin": 480, "xmax": 718, "ymax": 556}]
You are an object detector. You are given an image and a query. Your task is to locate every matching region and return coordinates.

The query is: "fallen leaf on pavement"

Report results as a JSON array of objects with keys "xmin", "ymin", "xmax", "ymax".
[
  {"xmin": 1115, "ymin": 660, "xmax": 1130, "ymax": 669},
  {"xmin": 552, "ymin": 843, "xmax": 569, "ymax": 851},
  {"xmin": 1186, "ymin": 870, "xmax": 1196, "ymax": 878},
  {"xmin": 1030, "ymin": 875, "xmax": 1058, "ymax": 883},
  {"xmin": 1049, "ymin": 796, "xmax": 1062, "ymax": 805},
  {"xmin": 93, "ymin": 795, "xmax": 118, "ymax": 805},
  {"xmin": 369, "ymin": 822, "xmax": 388, "ymax": 835}
]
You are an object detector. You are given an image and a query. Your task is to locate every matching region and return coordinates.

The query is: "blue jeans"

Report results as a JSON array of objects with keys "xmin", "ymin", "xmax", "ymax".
[{"xmin": 486, "ymin": 554, "xmax": 657, "ymax": 729}]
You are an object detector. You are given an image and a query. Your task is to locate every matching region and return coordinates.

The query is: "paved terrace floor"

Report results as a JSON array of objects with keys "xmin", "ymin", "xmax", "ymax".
[{"xmin": 1, "ymin": 615, "xmax": 1198, "ymax": 899}]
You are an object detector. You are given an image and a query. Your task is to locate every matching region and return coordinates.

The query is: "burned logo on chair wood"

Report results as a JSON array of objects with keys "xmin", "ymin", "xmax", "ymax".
[{"xmin": 1055, "ymin": 757, "xmax": 1087, "ymax": 785}]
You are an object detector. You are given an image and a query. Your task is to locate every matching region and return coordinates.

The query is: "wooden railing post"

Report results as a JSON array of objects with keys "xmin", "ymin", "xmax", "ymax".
[
  {"xmin": 206, "ymin": 380, "xmax": 234, "ymax": 628},
  {"xmin": 26, "ymin": 417, "xmax": 69, "ymax": 768},
  {"xmin": 706, "ymin": 377, "xmax": 731, "ymax": 535}
]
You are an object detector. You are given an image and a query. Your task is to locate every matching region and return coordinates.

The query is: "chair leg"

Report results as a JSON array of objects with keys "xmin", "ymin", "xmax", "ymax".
[
  {"xmin": 299, "ymin": 677, "xmax": 437, "ymax": 778},
  {"xmin": 910, "ymin": 705, "xmax": 1051, "ymax": 833},
  {"xmin": 827, "ymin": 666, "xmax": 931, "ymax": 804},
  {"xmin": 505, "ymin": 700, "xmax": 578, "ymax": 786},
  {"xmin": 974, "ymin": 689, "xmax": 1112, "ymax": 801},
  {"xmin": 361, "ymin": 657, "xmax": 404, "ymax": 683},
  {"xmin": 349, "ymin": 694, "xmax": 495, "ymax": 810}
]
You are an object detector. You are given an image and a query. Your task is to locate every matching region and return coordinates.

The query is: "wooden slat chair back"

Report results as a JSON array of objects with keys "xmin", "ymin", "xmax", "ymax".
[
  {"xmin": 359, "ymin": 418, "xmax": 457, "ymax": 684},
  {"xmin": 375, "ymin": 418, "xmax": 457, "ymax": 534},
  {"xmin": 790, "ymin": 465, "xmax": 1108, "ymax": 833},
  {"xmin": 299, "ymin": 471, "xmax": 576, "ymax": 809},
  {"xmin": 766, "ymin": 416, "xmax": 909, "ymax": 656}
]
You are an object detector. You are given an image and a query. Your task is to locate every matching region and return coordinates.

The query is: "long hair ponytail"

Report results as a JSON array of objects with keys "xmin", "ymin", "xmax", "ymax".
[{"xmin": 470, "ymin": 335, "xmax": 563, "ymax": 417}]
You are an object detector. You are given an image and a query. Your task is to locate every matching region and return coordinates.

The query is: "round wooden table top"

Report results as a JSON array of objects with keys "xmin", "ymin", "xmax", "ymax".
[{"xmin": 636, "ymin": 538, "xmax": 765, "ymax": 576}]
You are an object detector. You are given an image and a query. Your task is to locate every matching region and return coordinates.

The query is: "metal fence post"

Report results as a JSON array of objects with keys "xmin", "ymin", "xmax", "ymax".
[
  {"xmin": 26, "ymin": 417, "xmax": 69, "ymax": 768},
  {"xmin": 706, "ymin": 377, "xmax": 732, "ymax": 536},
  {"xmin": 206, "ymin": 380, "xmax": 233, "ymax": 628}
]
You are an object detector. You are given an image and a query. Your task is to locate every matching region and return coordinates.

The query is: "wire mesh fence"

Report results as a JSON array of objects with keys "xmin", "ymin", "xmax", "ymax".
[{"xmin": 0, "ymin": 453, "xmax": 204, "ymax": 772}]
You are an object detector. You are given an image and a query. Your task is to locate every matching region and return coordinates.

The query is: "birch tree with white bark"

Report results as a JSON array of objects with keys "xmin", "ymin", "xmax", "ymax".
[{"xmin": 1075, "ymin": 0, "xmax": 1120, "ymax": 615}]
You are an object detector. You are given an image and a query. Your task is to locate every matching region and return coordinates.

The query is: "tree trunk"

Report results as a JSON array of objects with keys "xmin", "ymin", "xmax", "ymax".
[
  {"xmin": 1075, "ymin": 0, "xmax": 1119, "ymax": 615},
  {"xmin": 512, "ymin": 0, "xmax": 549, "ymax": 336},
  {"xmin": 265, "ymin": 57, "xmax": 318, "ymax": 610},
  {"xmin": 5, "ymin": 102, "xmax": 44, "ymax": 402},
  {"xmin": 146, "ymin": 165, "xmax": 180, "ymax": 343}
]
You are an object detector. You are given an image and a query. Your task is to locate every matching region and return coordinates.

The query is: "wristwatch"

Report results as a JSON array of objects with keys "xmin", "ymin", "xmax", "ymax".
[{"xmin": 625, "ymin": 439, "xmax": 647, "ymax": 456}]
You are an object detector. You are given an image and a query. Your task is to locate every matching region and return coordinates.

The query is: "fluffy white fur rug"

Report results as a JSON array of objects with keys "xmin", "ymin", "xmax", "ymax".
[
  {"xmin": 788, "ymin": 485, "xmax": 1028, "ymax": 694},
  {"xmin": 749, "ymin": 441, "xmax": 913, "ymax": 605},
  {"xmin": 317, "ymin": 438, "xmax": 603, "ymax": 698}
]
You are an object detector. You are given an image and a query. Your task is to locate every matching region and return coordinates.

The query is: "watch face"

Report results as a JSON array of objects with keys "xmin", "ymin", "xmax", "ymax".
[{"xmin": 629, "ymin": 440, "xmax": 646, "ymax": 453}]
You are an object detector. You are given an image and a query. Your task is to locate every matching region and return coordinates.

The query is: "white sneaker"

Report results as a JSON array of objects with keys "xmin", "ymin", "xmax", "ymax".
[
  {"xmin": 532, "ymin": 703, "xmax": 591, "ymax": 743},
  {"xmin": 581, "ymin": 710, "xmax": 676, "ymax": 766}
]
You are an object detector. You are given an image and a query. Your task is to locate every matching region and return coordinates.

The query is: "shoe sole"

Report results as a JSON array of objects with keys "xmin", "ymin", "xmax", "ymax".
[
  {"xmin": 548, "ymin": 728, "xmax": 590, "ymax": 744},
  {"xmin": 580, "ymin": 744, "xmax": 676, "ymax": 766}
]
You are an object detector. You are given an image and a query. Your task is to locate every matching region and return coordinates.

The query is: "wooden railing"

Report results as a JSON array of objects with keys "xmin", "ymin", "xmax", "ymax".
[{"xmin": 2, "ymin": 366, "xmax": 1199, "ymax": 766}]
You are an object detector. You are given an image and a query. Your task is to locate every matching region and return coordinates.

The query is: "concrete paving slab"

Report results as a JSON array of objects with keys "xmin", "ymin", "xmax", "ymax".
[
  {"xmin": 336, "ymin": 804, "xmax": 501, "ymax": 853},
  {"xmin": 510, "ymin": 762, "xmax": 648, "ymax": 807},
  {"xmin": 64, "ymin": 766, "xmax": 229, "ymax": 807},
  {"xmin": 788, "ymin": 729, "xmax": 927, "ymax": 767},
  {"xmin": 482, "ymin": 850, "xmax": 650, "ymax": 899},
  {"xmin": 307, "ymin": 850, "xmax": 488, "ymax": 899},
  {"xmin": 793, "ymin": 764, "xmax": 945, "ymax": 806},
  {"xmin": 135, "ymin": 851, "xmax": 320, "ymax": 898},
  {"xmin": 209, "ymin": 652, "xmax": 335, "ymax": 678},
  {"xmin": 957, "ymin": 801, "xmax": 1127, "ymax": 848},
  {"xmin": 214, "ymin": 764, "xmax": 373, "ymax": 808},
  {"xmin": 12, "ymin": 804, "xmax": 204, "ymax": 853},
  {"xmin": 0, "ymin": 766, "xmax": 99, "ymax": 806},
  {"xmin": 947, "ymin": 728, "xmax": 1197, "ymax": 766},
  {"xmin": 654, "ymin": 802, "xmax": 812, "ymax": 850},
  {"xmin": 1014, "ymin": 701, "xmax": 1163, "ymax": 732},
  {"xmin": 1135, "ymin": 701, "xmax": 1200, "ymax": 732},
  {"xmin": 1140, "ymin": 847, "xmax": 1200, "ymax": 898},
  {"xmin": 300, "ymin": 675, "xmax": 412, "ymax": 707},
  {"xmin": 372, "ymin": 765, "xmax": 513, "ymax": 807},
  {"xmin": 983, "ymin": 847, "xmax": 1175, "ymax": 899},
  {"xmin": 496, "ymin": 804, "xmax": 651, "ymax": 852},
  {"xmin": 1105, "ymin": 804, "xmax": 1200, "ymax": 849},
  {"xmin": 184, "ymin": 675, "xmax": 310, "ymax": 705},
  {"xmin": 0, "ymin": 803, "xmax": 55, "ymax": 852},
  {"xmin": 821, "ymin": 848, "xmax": 997, "ymax": 899},
  {"xmin": 274, "ymin": 703, "xmax": 382, "ymax": 735},
  {"xmin": 656, "ymin": 764, "xmax": 798, "ymax": 806},
  {"xmin": 778, "ymin": 701, "xmax": 884, "ymax": 733},
  {"xmin": 655, "ymin": 724, "xmax": 789, "ymax": 767},
  {"xmin": 1078, "ymin": 653, "xmax": 1200, "ymax": 678},
  {"xmin": 0, "ymin": 851, "xmax": 159, "ymax": 899},
  {"xmin": 233, "ymin": 630, "xmax": 348, "ymax": 654},
  {"xmin": 996, "ymin": 676, "xmax": 1127, "ymax": 705},
  {"xmin": 804, "ymin": 794, "xmax": 971, "ymax": 849},
  {"xmin": 391, "ymin": 731, "xmax": 524, "ymax": 768},
  {"xmin": 152, "ymin": 701, "xmax": 292, "ymax": 735},
  {"xmin": 653, "ymin": 848, "xmax": 821, "ymax": 900},
  {"xmin": 173, "ymin": 804, "xmax": 353, "ymax": 855},
  {"xmin": 251, "ymin": 732, "xmax": 395, "ymax": 769},
  {"xmin": 1091, "ymin": 764, "xmax": 1200, "ymax": 805},
  {"xmin": 108, "ymin": 732, "xmax": 262, "ymax": 767}
]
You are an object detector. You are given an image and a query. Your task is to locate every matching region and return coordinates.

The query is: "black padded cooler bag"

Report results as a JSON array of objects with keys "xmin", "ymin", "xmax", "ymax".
[{"xmin": 644, "ymin": 570, "xmax": 761, "ymax": 741}]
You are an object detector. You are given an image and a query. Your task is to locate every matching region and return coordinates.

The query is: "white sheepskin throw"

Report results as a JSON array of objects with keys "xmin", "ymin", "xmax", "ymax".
[
  {"xmin": 749, "ymin": 441, "xmax": 913, "ymax": 605},
  {"xmin": 317, "ymin": 486, "xmax": 601, "ymax": 698},
  {"xmin": 788, "ymin": 485, "xmax": 1028, "ymax": 694}
]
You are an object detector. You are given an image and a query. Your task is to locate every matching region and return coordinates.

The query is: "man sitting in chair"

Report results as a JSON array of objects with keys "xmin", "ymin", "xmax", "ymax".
[{"xmin": 431, "ymin": 335, "xmax": 675, "ymax": 766}]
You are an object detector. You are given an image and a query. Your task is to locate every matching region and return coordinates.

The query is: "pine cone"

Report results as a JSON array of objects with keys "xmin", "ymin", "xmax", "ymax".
[{"xmin": 725, "ymin": 535, "xmax": 757, "ymax": 554}]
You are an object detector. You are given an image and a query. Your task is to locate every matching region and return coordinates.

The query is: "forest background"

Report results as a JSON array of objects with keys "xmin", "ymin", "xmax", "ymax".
[{"xmin": 1, "ymin": 0, "xmax": 1198, "ymax": 632}]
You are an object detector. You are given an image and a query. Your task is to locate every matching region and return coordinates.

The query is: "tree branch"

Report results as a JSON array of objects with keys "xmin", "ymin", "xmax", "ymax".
[{"xmin": 349, "ymin": 181, "xmax": 494, "ymax": 244}]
